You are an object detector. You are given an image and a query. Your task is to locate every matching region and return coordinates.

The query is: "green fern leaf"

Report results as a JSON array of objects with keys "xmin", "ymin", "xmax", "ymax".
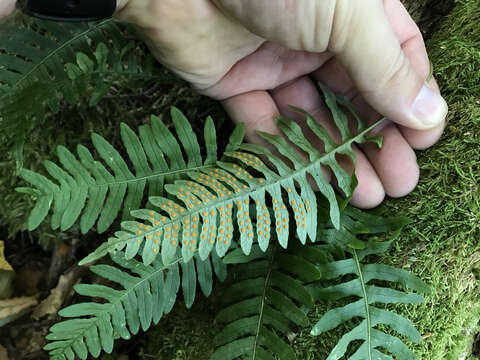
[
  {"xmin": 18, "ymin": 108, "xmax": 227, "ymax": 234},
  {"xmin": 89, "ymin": 85, "xmax": 384, "ymax": 266},
  {"xmin": 44, "ymin": 249, "xmax": 226, "ymax": 360},
  {"xmin": 211, "ymin": 243, "xmax": 322, "ymax": 360},
  {"xmin": 0, "ymin": 19, "xmax": 176, "ymax": 166},
  {"xmin": 309, "ymin": 210, "xmax": 429, "ymax": 360}
]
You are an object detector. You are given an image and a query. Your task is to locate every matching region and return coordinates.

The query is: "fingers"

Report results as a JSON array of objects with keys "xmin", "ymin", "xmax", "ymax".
[
  {"xmin": 212, "ymin": 0, "xmax": 336, "ymax": 52},
  {"xmin": 222, "ymin": 90, "xmax": 282, "ymax": 145},
  {"xmin": 270, "ymin": 76, "xmax": 385, "ymax": 208},
  {"xmin": 347, "ymin": 93, "xmax": 420, "ymax": 198},
  {"xmin": 114, "ymin": 0, "xmax": 262, "ymax": 89},
  {"xmin": 361, "ymin": 121, "xmax": 420, "ymax": 198},
  {"xmin": 222, "ymin": 89, "xmax": 333, "ymax": 185}
]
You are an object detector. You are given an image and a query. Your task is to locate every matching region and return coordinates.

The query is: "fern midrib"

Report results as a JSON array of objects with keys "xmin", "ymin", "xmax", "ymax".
[
  {"xmin": 252, "ymin": 246, "xmax": 276, "ymax": 359},
  {"xmin": 353, "ymin": 250, "xmax": 372, "ymax": 360},
  {"xmin": 9, "ymin": 19, "xmax": 114, "ymax": 92},
  {"xmin": 105, "ymin": 164, "xmax": 216, "ymax": 186},
  {"xmin": 42, "ymin": 164, "xmax": 214, "ymax": 194},
  {"xmin": 51, "ymin": 254, "xmax": 184, "ymax": 355}
]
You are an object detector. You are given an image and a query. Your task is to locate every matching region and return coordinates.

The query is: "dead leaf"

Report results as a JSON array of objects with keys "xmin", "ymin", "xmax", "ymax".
[
  {"xmin": 0, "ymin": 344, "xmax": 9, "ymax": 360},
  {"xmin": 0, "ymin": 242, "xmax": 13, "ymax": 272},
  {"xmin": 32, "ymin": 266, "xmax": 86, "ymax": 320},
  {"xmin": 0, "ymin": 297, "xmax": 37, "ymax": 327},
  {"xmin": 0, "ymin": 241, "xmax": 14, "ymax": 300}
]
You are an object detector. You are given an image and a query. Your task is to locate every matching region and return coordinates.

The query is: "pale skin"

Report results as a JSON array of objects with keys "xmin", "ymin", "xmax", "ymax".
[{"xmin": 2, "ymin": 0, "xmax": 448, "ymax": 208}]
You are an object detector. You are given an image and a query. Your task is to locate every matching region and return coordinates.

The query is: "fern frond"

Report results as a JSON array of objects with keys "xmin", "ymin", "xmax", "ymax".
[
  {"xmin": 18, "ymin": 108, "xmax": 224, "ymax": 234},
  {"xmin": 44, "ymin": 250, "xmax": 226, "ymax": 360},
  {"xmin": 81, "ymin": 85, "xmax": 384, "ymax": 266},
  {"xmin": 210, "ymin": 243, "xmax": 321, "ymax": 360},
  {"xmin": 0, "ymin": 19, "xmax": 175, "ymax": 165},
  {"xmin": 309, "ymin": 209, "xmax": 430, "ymax": 360},
  {"xmin": 63, "ymin": 40, "xmax": 175, "ymax": 107}
]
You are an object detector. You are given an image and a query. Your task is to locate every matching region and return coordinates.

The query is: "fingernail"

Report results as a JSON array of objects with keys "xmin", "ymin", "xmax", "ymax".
[{"xmin": 412, "ymin": 84, "xmax": 448, "ymax": 128}]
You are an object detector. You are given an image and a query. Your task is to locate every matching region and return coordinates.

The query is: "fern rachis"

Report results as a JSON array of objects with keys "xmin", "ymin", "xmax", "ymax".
[
  {"xmin": 44, "ymin": 250, "xmax": 227, "ymax": 360},
  {"xmin": 211, "ymin": 203, "xmax": 426, "ymax": 360}
]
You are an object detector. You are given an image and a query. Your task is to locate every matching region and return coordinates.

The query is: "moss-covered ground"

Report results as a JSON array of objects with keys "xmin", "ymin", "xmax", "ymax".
[{"xmin": 1, "ymin": 0, "xmax": 478, "ymax": 359}]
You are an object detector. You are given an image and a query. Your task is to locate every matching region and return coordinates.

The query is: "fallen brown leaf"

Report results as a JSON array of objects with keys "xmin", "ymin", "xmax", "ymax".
[
  {"xmin": 0, "ymin": 297, "xmax": 38, "ymax": 327},
  {"xmin": 0, "ymin": 344, "xmax": 9, "ymax": 360},
  {"xmin": 0, "ymin": 242, "xmax": 13, "ymax": 272},
  {"xmin": 0, "ymin": 241, "xmax": 14, "ymax": 300}
]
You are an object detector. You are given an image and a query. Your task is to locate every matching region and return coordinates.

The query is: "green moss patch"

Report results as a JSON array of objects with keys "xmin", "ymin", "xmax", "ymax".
[{"xmin": 380, "ymin": 1, "xmax": 480, "ymax": 358}]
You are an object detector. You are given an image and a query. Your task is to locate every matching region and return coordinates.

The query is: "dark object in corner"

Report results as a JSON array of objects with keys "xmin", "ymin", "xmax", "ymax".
[{"xmin": 18, "ymin": 0, "xmax": 116, "ymax": 22}]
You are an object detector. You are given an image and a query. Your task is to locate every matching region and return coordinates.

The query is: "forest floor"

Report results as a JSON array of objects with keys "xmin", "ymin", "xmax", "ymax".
[{"xmin": 0, "ymin": 0, "xmax": 479, "ymax": 359}]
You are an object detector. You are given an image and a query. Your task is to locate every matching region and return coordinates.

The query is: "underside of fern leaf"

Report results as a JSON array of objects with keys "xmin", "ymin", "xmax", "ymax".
[
  {"xmin": 210, "ymin": 243, "xmax": 321, "ymax": 360},
  {"xmin": 76, "ymin": 85, "xmax": 384, "ymax": 267},
  {"xmin": 44, "ymin": 249, "xmax": 227, "ymax": 360},
  {"xmin": 309, "ymin": 208, "xmax": 430, "ymax": 360},
  {"xmin": 18, "ymin": 107, "xmax": 221, "ymax": 234},
  {"xmin": 0, "ymin": 19, "xmax": 176, "ymax": 165}
]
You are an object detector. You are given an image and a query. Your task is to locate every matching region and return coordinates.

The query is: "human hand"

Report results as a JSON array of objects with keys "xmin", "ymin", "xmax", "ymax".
[
  {"xmin": 1, "ymin": 0, "xmax": 447, "ymax": 208},
  {"xmin": 115, "ymin": 0, "xmax": 448, "ymax": 208}
]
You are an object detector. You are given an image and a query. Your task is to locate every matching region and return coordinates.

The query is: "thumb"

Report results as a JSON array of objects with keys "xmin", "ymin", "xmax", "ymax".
[
  {"xmin": 329, "ymin": 1, "xmax": 447, "ymax": 130},
  {"xmin": 213, "ymin": 0, "xmax": 447, "ymax": 130}
]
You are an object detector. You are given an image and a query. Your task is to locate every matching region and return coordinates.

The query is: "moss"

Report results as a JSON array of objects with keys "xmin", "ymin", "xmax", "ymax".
[
  {"xmin": 402, "ymin": 0, "xmax": 430, "ymax": 22},
  {"xmin": 378, "ymin": 1, "xmax": 480, "ymax": 358},
  {"xmin": 139, "ymin": 298, "xmax": 221, "ymax": 360}
]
